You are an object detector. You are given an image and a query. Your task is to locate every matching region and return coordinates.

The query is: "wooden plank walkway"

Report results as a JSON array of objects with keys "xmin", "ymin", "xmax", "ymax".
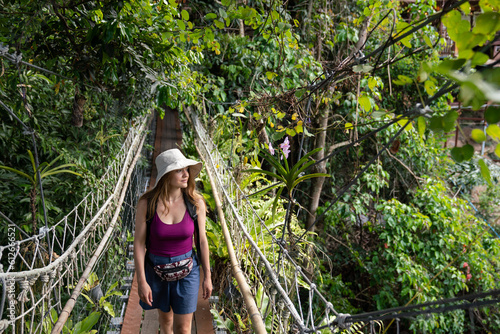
[{"xmin": 121, "ymin": 108, "xmax": 214, "ymax": 334}]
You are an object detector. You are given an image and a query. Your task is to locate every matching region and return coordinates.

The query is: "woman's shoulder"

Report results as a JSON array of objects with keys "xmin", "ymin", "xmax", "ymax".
[
  {"xmin": 137, "ymin": 197, "xmax": 149, "ymax": 211},
  {"xmin": 194, "ymin": 195, "xmax": 206, "ymax": 211},
  {"xmin": 191, "ymin": 193, "xmax": 204, "ymax": 204}
]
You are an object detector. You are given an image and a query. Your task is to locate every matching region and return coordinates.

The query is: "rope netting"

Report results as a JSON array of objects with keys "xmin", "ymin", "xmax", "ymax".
[
  {"xmin": 0, "ymin": 113, "xmax": 150, "ymax": 333},
  {"xmin": 191, "ymin": 112, "xmax": 347, "ymax": 333}
]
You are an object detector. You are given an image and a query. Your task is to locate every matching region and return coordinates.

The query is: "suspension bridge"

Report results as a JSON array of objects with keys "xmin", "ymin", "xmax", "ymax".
[
  {"xmin": 2, "ymin": 103, "xmax": 498, "ymax": 334},
  {"xmin": 0, "ymin": 99, "xmax": 353, "ymax": 333}
]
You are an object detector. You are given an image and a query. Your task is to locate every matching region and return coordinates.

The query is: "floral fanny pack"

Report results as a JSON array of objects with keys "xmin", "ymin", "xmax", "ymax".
[{"xmin": 148, "ymin": 255, "xmax": 193, "ymax": 281}]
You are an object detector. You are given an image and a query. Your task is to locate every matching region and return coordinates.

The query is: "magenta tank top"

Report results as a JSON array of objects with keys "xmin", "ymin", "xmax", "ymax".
[{"xmin": 149, "ymin": 210, "xmax": 194, "ymax": 257}]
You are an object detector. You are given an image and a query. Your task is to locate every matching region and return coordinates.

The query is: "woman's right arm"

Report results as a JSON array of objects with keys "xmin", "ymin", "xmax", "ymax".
[{"xmin": 133, "ymin": 198, "xmax": 153, "ymax": 306}]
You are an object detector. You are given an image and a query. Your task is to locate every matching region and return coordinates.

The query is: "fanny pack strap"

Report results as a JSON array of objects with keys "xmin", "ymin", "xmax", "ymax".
[
  {"xmin": 145, "ymin": 250, "xmax": 193, "ymax": 267},
  {"xmin": 145, "ymin": 250, "xmax": 153, "ymax": 267}
]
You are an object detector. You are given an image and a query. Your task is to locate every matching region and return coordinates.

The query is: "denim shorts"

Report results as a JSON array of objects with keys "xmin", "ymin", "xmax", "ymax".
[{"xmin": 140, "ymin": 249, "xmax": 200, "ymax": 314}]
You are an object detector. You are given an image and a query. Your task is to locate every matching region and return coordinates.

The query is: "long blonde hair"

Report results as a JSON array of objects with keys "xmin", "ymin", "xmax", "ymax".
[{"xmin": 139, "ymin": 167, "xmax": 205, "ymax": 220}]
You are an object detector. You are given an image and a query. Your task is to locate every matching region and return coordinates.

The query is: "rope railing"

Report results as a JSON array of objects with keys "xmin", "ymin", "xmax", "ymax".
[
  {"xmin": 190, "ymin": 111, "xmax": 344, "ymax": 333},
  {"xmin": 0, "ymin": 112, "xmax": 151, "ymax": 333}
]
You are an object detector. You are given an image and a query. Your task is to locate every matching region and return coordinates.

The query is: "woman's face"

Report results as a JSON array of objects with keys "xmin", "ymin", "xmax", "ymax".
[{"xmin": 169, "ymin": 167, "xmax": 189, "ymax": 189}]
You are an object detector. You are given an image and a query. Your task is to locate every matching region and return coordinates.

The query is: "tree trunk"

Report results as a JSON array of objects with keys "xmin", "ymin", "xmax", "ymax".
[
  {"xmin": 238, "ymin": 19, "xmax": 245, "ymax": 37},
  {"xmin": 238, "ymin": 0, "xmax": 246, "ymax": 37},
  {"xmin": 306, "ymin": 110, "xmax": 329, "ymax": 230},
  {"xmin": 71, "ymin": 93, "xmax": 86, "ymax": 127},
  {"xmin": 302, "ymin": 0, "xmax": 314, "ymax": 36},
  {"xmin": 351, "ymin": 14, "xmax": 373, "ymax": 57}
]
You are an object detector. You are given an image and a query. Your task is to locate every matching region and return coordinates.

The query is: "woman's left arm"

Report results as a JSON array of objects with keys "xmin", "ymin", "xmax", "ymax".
[{"xmin": 197, "ymin": 198, "xmax": 213, "ymax": 300}]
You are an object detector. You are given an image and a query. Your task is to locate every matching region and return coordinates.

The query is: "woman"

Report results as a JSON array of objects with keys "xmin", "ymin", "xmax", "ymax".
[{"xmin": 133, "ymin": 148, "xmax": 212, "ymax": 334}]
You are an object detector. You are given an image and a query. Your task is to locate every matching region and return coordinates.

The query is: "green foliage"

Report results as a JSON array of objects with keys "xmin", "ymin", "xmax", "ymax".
[
  {"xmin": 245, "ymin": 145, "xmax": 330, "ymax": 221},
  {"xmin": 80, "ymin": 273, "xmax": 122, "ymax": 318},
  {"xmin": 0, "ymin": 150, "xmax": 80, "ymax": 186},
  {"xmin": 450, "ymin": 144, "xmax": 475, "ymax": 163},
  {"xmin": 320, "ymin": 177, "xmax": 500, "ymax": 333},
  {"xmin": 376, "ymin": 179, "xmax": 500, "ymax": 332},
  {"xmin": 428, "ymin": 110, "xmax": 459, "ymax": 133},
  {"xmin": 210, "ymin": 308, "xmax": 237, "ymax": 333},
  {"xmin": 0, "ymin": 149, "xmax": 81, "ymax": 233},
  {"xmin": 449, "ymin": 158, "xmax": 500, "ymax": 193},
  {"xmin": 2, "ymin": 0, "xmax": 500, "ymax": 332},
  {"xmin": 41, "ymin": 307, "xmax": 100, "ymax": 334},
  {"xmin": 428, "ymin": 3, "xmax": 500, "ymax": 170},
  {"xmin": 71, "ymin": 312, "xmax": 101, "ymax": 334},
  {"xmin": 205, "ymin": 216, "xmax": 229, "ymax": 260}
]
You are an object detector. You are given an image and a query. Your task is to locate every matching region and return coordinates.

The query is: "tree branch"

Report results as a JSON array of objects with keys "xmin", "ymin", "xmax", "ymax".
[
  {"xmin": 50, "ymin": 0, "xmax": 78, "ymax": 50},
  {"xmin": 386, "ymin": 149, "xmax": 424, "ymax": 184}
]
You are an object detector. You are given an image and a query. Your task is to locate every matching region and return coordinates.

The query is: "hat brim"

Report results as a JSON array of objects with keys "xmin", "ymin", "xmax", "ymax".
[{"xmin": 154, "ymin": 159, "xmax": 202, "ymax": 188}]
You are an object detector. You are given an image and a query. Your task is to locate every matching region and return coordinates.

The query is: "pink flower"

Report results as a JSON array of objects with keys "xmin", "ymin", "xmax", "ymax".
[
  {"xmin": 463, "ymin": 262, "xmax": 468, "ymax": 268},
  {"xmin": 269, "ymin": 142, "xmax": 275, "ymax": 155},
  {"xmin": 466, "ymin": 273, "xmax": 472, "ymax": 281},
  {"xmin": 280, "ymin": 137, "xmax": 291, "ymax": 160}
]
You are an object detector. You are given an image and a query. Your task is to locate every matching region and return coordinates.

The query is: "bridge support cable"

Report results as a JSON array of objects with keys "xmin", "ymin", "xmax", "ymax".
[
  {"xmin": 185, "ymin": 108, "xmax": 347, "ymax": 333},
  {"xmin": 195, "ymin": 144, "xmax": 267, "ymax": 334},
  {"xmin": 51, "ymin": 122, "xmax": 148, "ymax": 333},
  {"xmin": 0, "ymin": 113, "xmax": 151, "ymax": 333},
  {"xmin": 194, "ymin": 125, "xmax": 303, "ymax": 328},
  {"xmin": 187, "ymin": 110, "xmax": 304, "ymax": 329}
]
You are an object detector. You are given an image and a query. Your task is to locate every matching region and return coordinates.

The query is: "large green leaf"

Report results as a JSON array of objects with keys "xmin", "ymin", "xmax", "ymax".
[
  {"xmin": 395, "ymin": 21, "xmax": 413, "ymax": 48},
  {"xmin": 259, "ymin": 148, "xmax": 288, "ymax": 175},
  {"xmin": 417, "ymin": 116, "xmax": 426, "ymax": 138},
  {"xmin": 105, "ymin": 281, "xmax": 120, "ymax": 296},
  {"xmin": 73, "ymin": 312, "xmax": 101, "ymax": 334},
  {"xmin": 472, "ymin": 12, "xmax": 500, "ymax": 35},
  {"xmin": 470, "ymin": 129, "xmax": 486, "ymax": 143},
  {"xmin": 393, "ymin": 74, "xmax": 413, "ymax": 86},
  {"xmin": 478, "ymin": 159, "xmax": 492, "ymax": 185},
  {"xmin": 456, "ymin": 32, "xmax": 487, "ymax": 57},
  {"xmin": 450, "ymin": 144, "xmax": 474, "ymax": 162},
  {"xmin": 434, "ymin": 58, "xmax": 466, "ymax": 75},
  {"xmin": 289, "ymin": 147, "xmax": 322, "ymax": 179},
  {"xmin": 205, "ymin": 13, "xmax": 217, "ymax": 20},
  {"xmin": 293, "ymin": 173, "xmax": 330, "ymax": 188},
  {"xmin": 429, "ymin": 111, "xmax": 458, "ymax": 133},
  {"xmin": 442, "ymin": 111, "xmax": 459, "ymax": 132},
  {"xmin": 359, "ymin": 95, "xmax": 372, "ymax": 112},
  {"xmin": 462, "ymin": 144, "xmax": 474, "ymax": 160},
  {"xmin": 429, "ymin": 116, "xmax": 443, "ymax": 132},
  {"xmin": 442, "ymin": 10, "xmax": 470, "ymax": 41},
  {"xmin": 424, "ymin": 80, "xmax": 437, "ymax": 96},
  {"xmin": 245, "ymin": 168, "xmax": 284, "ymax": 183},
  {"xmin": 271, "ymin": 187, "xmax": 284, "ymax": 223},
  {"xmin": 485, "ymin": 106, "xmax": 500, "ymax": 124},
  {"xmin": 42, "ymin": 170, "xmax": 81, "ymax": 178},
  {"xmin": 102, "ymin": 301, "xmax": 115, "ymax": 317},
  {"xmin": 0, "ymin": 166, "xmax": 34, "ymax": 183},
  {"xmin": 27, "ymin": 150, "xmax": 37, "ymax": 174},
  {"xmin": 486, "ymin": 124, "xmax": 500, "ymax": 140},
  {"xmin": 470, "ymin": 52, "xmax": 489, "ymax": 66}
]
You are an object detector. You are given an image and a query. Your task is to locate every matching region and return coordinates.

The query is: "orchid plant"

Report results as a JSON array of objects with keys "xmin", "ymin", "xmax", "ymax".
[{"xmin": 245, "ymin": 137, "xmax": 330, "ymax": 238}]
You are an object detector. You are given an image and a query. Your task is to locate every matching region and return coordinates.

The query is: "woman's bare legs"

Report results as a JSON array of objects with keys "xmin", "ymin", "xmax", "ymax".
[
  {"xmin": 158, "ymin": 309, "xmax": 193, "ymax": 334},
  {"xmin": 158, "ymin": 309, "xmax": 173, "ymax": 334}
]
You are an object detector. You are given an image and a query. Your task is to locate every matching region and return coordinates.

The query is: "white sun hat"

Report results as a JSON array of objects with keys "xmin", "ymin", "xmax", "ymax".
[{"xmin": 154, "ymin": 148, "xmax": 202, "ymax": 188}]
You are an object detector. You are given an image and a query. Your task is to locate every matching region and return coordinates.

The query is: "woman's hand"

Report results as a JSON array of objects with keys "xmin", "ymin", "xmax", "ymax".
[
  {"xmin": 138, "ymin": 281, "xmax": 153, "ymax": 306},
  {"xmin": 202, "ymin": 277, "xmax": 213, "ymax": 300}
]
